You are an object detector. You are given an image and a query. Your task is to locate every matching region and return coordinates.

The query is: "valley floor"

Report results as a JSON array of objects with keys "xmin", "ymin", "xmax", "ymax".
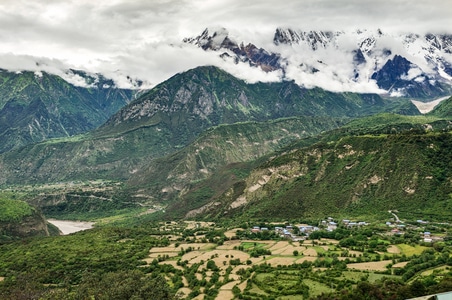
[{"xmin": 139, "ymin": 220, "xmax": 451, "ymax": 300}]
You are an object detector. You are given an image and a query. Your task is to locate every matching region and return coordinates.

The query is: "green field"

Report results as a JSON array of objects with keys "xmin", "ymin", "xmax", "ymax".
[{"xmin": 397, "ymin": 244, "xmax": 429, "ymax": 256}]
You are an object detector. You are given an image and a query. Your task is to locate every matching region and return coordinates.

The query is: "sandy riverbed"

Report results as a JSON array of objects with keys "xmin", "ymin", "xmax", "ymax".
[
  {"xmin": 411, "ymin": 96, "xmax": 449, "ymax": 114},
  {"xmin": 47, "ymin": 219, "xmax": 95, "ymax": 235}
]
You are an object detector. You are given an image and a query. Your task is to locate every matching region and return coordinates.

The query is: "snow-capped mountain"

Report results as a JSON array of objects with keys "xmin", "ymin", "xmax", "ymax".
[
  {"xmin": 184, "ymin": 27, "xmax": 452, "ymax": 98},
  {"xmin": 184, "ymin": 28, "xmax": 282, "ymax": 72},
  {"xmin": 273, "ymin": 28, "xmax": 338, "ymax": 49}
]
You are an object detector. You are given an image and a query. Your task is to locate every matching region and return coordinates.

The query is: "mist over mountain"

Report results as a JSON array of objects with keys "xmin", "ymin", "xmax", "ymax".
[
  {"xmin": 0, "ymin": 26, "xmax": 450, "ymax": 100},
  {"xmin": 184, "ymin": 27, "xmax": 452, "ymax": 97},
  {"xmin": 1, "ymin": 3, "xmax": 452, "ymax": 299},
  {"xmin": 0, "ymin": 66, "xmax": 391, "ymax": 186},
  {"xmin": 0, "ymin": 69, "xmax": 137, "ymax": 153}
]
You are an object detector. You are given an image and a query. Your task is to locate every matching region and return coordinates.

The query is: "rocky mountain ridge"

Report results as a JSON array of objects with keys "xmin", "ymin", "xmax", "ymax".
[
  {"xmin": 161, "ymin": 103, "xmax": 452, "ymax": 220},
  {"xmin": 184, "ymin": 28, "xmax": 281, "ymax": 72},
  {"xmin": 0, "ymin": 69, "xmax": 138, "ymax": 153},
  {"xmin": 0, "ymin": 66, "xmax": 391, "ymax": 186},
  {"xmin": 185, "ymin": 28, "xmax": 452, "ymax": 98}
]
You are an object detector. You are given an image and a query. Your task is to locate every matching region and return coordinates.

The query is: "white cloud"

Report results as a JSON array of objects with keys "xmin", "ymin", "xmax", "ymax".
[
  {"xmin": 0, "ymin": 0, "xmax": 450, "ymax": 91},
  {"xmin": 401, "ymin": 67, "xmax": 424, "ymax": 81}
]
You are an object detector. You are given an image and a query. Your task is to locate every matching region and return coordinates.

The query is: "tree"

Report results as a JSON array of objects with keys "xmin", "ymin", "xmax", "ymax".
[
  {"xmin": 73, "ymin": 270, "xmax": 174, "ymax": 300},
  {"xmin": 293, "ymin": 250, "xmax": 299, "ymax": 256},
  {"xmin": 207, "ymin": 260, "xmax": 219, "ymax": 271},
  {"xmin": 409, "ymin": 280, "xmax": 426, "ymax": 298}
]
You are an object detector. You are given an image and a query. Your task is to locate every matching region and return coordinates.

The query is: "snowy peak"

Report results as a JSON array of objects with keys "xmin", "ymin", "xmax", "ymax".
[
  {"xmin": 184, "ymin": 28, "xmax": 282, "ymax": 72},
  {"xmin": 275, "ymin": 28, "xmax": 452, "ymax": 57},
  {"xmin": 183, "ymin": 27, "xmax": 232, "ymax": 51},
  {"xmin": 273, "ymin": 28, "xmax": 338, "ymax": 49},
  {"xmin": 183, "ymin": 27, "xmax": 452, "ymax": 98},
  {"xmin": 425, "ymin": 34, "xmax": 452, "ymax": 54}
]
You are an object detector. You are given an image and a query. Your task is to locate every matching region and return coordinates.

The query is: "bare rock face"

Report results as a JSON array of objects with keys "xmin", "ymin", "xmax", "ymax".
[
  {"xmin": 184, "ymin": 28, "xmax": 282, "ymax": 72},
  {"xmin": 273, "ymin": 28, "xmax": 337, "ymax": 49},
  {"xmin": 186, "ymin": 27, "xmax": 452, "ymax": 98}
]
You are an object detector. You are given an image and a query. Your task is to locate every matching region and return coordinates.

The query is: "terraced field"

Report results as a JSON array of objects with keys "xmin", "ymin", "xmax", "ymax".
[{"xmin": 141, "ymin": 228, "xmax": 408, "ymax": 299}]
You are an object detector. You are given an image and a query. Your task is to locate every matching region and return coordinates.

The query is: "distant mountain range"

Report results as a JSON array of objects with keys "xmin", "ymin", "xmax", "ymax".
[
  {"xmin": 0, "ymin": 65, "xmax": 450, "ymax": 222},
  {"xmin": 0, "ymin": 28, "xmax": 450, "ymax": 155},
  {"xmin": 0, "ymin": 27, "xmax": 451, "ymax": 223},
  {"xmin": 184, "ymin": 28, "xmax": 452, "ymax": 98},
  {"xmin": 0, "ymin": 69, "xmax": 139, "ymax": 153},
  {"xmin": 0, "ymin": 66, "xmax": 396, "ymax": 186}
]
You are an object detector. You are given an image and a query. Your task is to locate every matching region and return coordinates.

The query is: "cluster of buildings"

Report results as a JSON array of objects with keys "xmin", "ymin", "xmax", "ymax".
[
  {"xmin": 420, "ymin": 231, "xmax": 443, "ymax": 243},
  {"xmin": 321, "ymin": 217, "xmax": 368, "ymax": 232},
  {"xmin": 385, "ymin": 219, "xmax": 444, "ymax": 243},
  {"xmin": 250, "ymin": 224, "xmax": 320, "ymax": 241},
  {"xmin": 273, "ymin": 225, "xmax": 317, "ymax": 241},
  {"xmin": 251, "ymin": 217, "xmax": 369, "ymax": 241},
  {"xmin": 251, "ymin": 226, "xmax": 269, "ymax": 233},
  {"xmin": 250, "ymin": 216, "xmax": 445, "ymax": 244},
  {"xmin": 386, "ymin": 222, "xmax": 407, "ymax": 235}
]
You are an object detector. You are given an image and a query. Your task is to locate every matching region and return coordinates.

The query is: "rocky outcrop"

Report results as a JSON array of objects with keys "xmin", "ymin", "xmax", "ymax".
[
  {"xmin": 0, "ymin": 209, "xmax": 51, "ymax": 239},
  {"xmin": 184, "ymin": 28, "xmax": 282, "ymax": 71}
]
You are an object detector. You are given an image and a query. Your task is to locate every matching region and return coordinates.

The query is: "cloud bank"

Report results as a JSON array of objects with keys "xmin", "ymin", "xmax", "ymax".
[{"xmin": 0, "ymin": 0, "xmax": 450, "ymax": 90}]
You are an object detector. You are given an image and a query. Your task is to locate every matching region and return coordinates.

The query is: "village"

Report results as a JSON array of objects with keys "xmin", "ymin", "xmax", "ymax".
[
  {"xmin": 142, "ymin": 216, "xmax": 451, "ymax": 299},
  {"xmin": 249, "ymin": 216, "xmax": 445, "ymax": 244}
]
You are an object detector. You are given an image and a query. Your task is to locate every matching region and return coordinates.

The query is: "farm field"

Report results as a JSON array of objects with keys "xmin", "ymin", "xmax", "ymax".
[
  {"xmin": 0, "ymin": 218, "xmax": 451, "ymax": 300},
  {"xmin": 140, "ymin": 221, "xmax": 445, "ymax": 299}
]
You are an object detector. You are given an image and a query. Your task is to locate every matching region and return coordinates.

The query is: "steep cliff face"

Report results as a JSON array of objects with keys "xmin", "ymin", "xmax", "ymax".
[
  {"xmin": 371, "ymin": 55, "xmax": 449, "ymax": 98},
  {"xmin": 273, "ymin": 28, "xmax": 337, "ymax": 49},
  {"xmin": 0, "ymin": 211, "xmax": 50, "ymax": 238},
  {"xmin": 184, "ymin": 28, "xmax": 282, "ymax": 71},
  {"xmin": 0, "ymin": 198, "xmax": 52, "ymax": 240}
]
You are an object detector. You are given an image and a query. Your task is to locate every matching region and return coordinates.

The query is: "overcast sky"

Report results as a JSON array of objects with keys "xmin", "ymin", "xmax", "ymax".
[{"xmin": 0, "ymin": 0, "xmax": 451, "ymax": 89}]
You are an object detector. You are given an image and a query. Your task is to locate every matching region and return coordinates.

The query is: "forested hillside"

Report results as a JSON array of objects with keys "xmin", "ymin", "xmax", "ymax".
[{"xmin": 0, "ymin": 69, "xmax": 135, "ymax": 153}]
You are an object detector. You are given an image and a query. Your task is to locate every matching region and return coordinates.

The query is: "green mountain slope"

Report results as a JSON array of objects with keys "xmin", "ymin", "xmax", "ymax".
[
  {"xmin": 0, "ymin": 66, "xmax": 393, "ymax": 186},
  {"xmin": 164, "ymin": 114, "xmax": 452, "ymax": 221},
  {"xmin": 429, "ymin": 96, "xmax": 452, "ymax": 117},
  {"xmin": 0, "ymin": 69, "xmax": 135, "ymax": 153},
  {"xmin": 124, "ymin": 116, "xmax": 345, "ymax": 205},
  {"xmin": 96, "ymin": 66, "xmax": 388, "ymax": 142}
]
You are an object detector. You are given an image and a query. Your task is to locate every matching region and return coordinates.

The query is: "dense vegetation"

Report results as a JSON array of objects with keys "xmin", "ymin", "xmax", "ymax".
[
  {"xmin": 0, "ymin": 66, "xmax": 451, "ymax": 299},
  {"xmin": 0, "ymin": 219, "xmax": 451, "ymax": 299},
  {"xmin": 0, "ymin": 226, "xmax": 162, "ymax": 283},
  {"xmin": 0, "ymin": 196, "xmax": 33, "ymax": 223},
  {"xmin": 0, "ymin": 69, "xmax": 134, "ymax": 153},
  {"xmin": 430, "ymin": 96, "xmax": 452, "ymax": 117},
  {"xmin": 126, "ymin": 116, "xmax": 345, "ymax": 209},
  {"xmin": 161, "ymin": 116, "xmax": 452, "ymax": 221}
]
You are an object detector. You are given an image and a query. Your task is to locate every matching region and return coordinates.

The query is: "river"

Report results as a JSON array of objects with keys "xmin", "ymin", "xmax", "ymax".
[{"xmin": 47, "ymin": 219, "xmax": 95, "ymax": 235}]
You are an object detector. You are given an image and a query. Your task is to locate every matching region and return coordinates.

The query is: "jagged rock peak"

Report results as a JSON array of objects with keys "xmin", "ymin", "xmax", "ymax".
[
  {"xmin": 273, "ymin": 28, "xmax": 339, "ymax": 49},
  {"xmin": 425, "ymin": 33, "xmax": 452, "ymax": 54},
  {"xmin": 184, "ymin": 28, "xmax": 282, "ymax": 72},
  {"xmin": 183, "ymin": 27, "xmax": 235, "ymax": 51}
]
